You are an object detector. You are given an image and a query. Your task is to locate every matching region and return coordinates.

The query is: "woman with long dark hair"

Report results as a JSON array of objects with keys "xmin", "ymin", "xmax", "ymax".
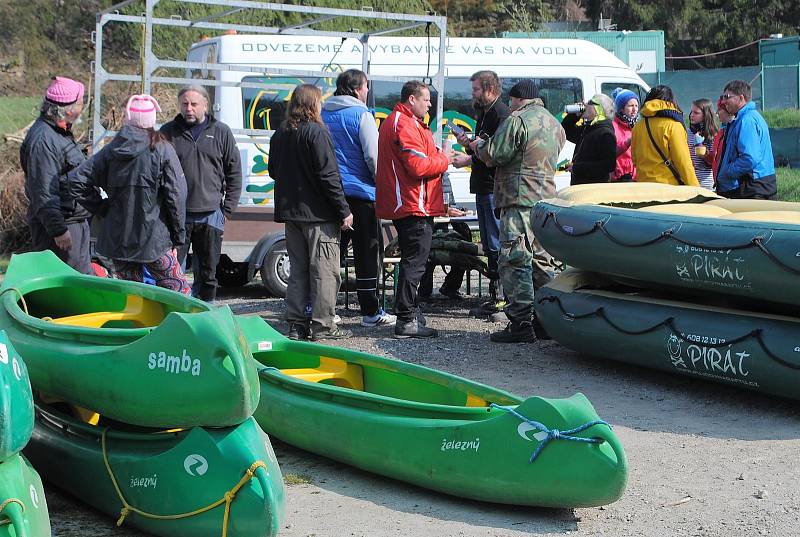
[
  {"xmin": 67, "ymin": 94, "xmax": 190, "ymax": 293},
  {"xmin": 269, "ymin": 84, "xmax": 353, "ymax": 341},
  {"xmin": 687, "ymin": 98, "xmax": 719, "ymax": 190},
  {"xmin": 631, "ymin": 85, "xmax": 699, "ymax": 186}
]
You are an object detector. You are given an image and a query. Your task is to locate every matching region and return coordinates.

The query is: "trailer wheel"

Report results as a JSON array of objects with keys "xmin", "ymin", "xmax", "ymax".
[{"xmin": 260, "ymin": 240, "xmax": 289, "ymax": 298}]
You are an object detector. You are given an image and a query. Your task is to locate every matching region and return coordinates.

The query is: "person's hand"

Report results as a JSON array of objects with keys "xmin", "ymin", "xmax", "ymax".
[
  {"xmin": 468, "ymin": 139, "xmax": 481, "ymax": 152},
  {"xmin": 452, "ymin": 153, "xmax": 472, "ymax": 169},
  {"xmin": 565, "ymin": 162, "xmax": 573, "ymax": 172},
  {"xmin": 341, "ymin": 213, "xmax": 354, "ymax": 231},
  {"xmin": 54, "ymin": 230, "xmax": 72, "ymax": 252},
  {"xmin": 443, "ymin": 149, "xmax": 456, "ymax": 164},
  {"xmin": 455, "ymin": 131, "xmax": 470, "ymax": 147},
  {"xmin": 447, "ymin": 206, "xmax": 466, "ymax": 217}
]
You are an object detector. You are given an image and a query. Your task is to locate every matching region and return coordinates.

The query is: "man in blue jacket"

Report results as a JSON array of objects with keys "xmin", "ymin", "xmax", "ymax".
[
  {"xmin": 322, "ymin": 70, "xmax": 396, "ymax": 328},
  {"xmin": 716, "ymin": 80, "xmax": 776, "ymax": 199}
]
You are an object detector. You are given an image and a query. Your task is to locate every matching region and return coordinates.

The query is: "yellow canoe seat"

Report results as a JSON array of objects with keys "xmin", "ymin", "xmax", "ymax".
[
  {"xmin": 46, "ymin": 294, "xmax": 165, "ymax": 328},
  {"xmin": 465, "ymin": 393, "xmax": 489, "ymax": 407},
  {"xmin": 282, "ymin": 356, "xmax": 364, "ymax": 391}
]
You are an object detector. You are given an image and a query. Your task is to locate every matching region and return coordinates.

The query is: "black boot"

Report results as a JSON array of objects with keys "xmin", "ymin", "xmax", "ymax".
[
  {"xmin": 394, "ymin": 319, "xmax": 438, "ymax": 339},
  {"xmin": 490, "ymin": 321, "xmax": 536, "ymax": 343},
  {"xmin": 287, "ymin": 322, "xmax": 310, "ymax": 340}
]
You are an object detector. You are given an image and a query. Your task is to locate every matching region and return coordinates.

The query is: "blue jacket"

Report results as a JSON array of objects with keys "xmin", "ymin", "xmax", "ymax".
[
  {"xmin": 321, "ymin": 95, "xmax": 379, "ymax": 201},
  {"xmin": 716, "ymin": 101, "xmax": 775, "ymax": 192}
]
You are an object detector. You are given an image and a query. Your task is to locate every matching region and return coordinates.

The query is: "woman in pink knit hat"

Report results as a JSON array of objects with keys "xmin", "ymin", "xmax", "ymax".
[
  {"xmin": 65, "ymin": 94, "xmax": 191, "ymax": 294},
  {"xmin": 20, "ymin": 76, "xmax": 97, "ymax": 274}
]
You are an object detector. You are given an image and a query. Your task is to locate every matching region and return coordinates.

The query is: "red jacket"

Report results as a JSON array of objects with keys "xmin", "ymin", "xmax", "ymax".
[
  {"xmin": 710, "ymin": 127, "xmax": 726, "ymax": 185},
  {"xmin": 375, "ymin": 103, "xmax": 449, "ymax": 219}
]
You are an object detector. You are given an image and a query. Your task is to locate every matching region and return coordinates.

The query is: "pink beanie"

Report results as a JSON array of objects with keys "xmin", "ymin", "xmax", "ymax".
[
  {"xmin": 125, "ymin": 94, "xmax": 161, "ymax": 129},
  {"xmin": 46, "ymin": 76, "xmax": 85, "ymax": 105}
]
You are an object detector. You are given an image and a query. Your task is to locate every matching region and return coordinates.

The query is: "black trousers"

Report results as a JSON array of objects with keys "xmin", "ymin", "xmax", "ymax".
[
  {"xmin": 393, "ymin": 216, "xmax": 433, "ymax": 323},
  {"xmin": 340, "ymin": 197, "xmax": 381, "ymax": 316},
  {"xmin": 177, "ymin": 221, "xmax": 223, "ymax": 301}
]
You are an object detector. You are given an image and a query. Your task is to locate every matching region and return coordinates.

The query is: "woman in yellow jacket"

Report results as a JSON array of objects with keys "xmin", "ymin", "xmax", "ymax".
[{"xmin": 631, "ymin": 85, "xmax": 699, "ymax": 186}]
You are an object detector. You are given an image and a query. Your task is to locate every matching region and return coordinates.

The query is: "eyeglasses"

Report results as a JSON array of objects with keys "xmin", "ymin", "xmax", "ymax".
[{"xmin": 719, "ymin": 94, "xmax": 737, "ymax": 101}]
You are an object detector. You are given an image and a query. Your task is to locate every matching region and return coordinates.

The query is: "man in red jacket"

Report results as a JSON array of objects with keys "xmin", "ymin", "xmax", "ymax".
[{"xmin": 376, "ymin": 80, "xmax": 454, "ymax": 338}]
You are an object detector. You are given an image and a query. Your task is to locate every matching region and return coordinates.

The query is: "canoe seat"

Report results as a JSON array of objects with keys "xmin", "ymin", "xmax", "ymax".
[
  {"xmin": 44, "ymin": 295, "xmax": 165, "ymax": 328},
  {"xmin": 465, "ymin": 393, "xmax": 489, "ymax": 407},
  {"xmin": 282, "ymin": 356, "xmax": 364, "ymax": 391}
]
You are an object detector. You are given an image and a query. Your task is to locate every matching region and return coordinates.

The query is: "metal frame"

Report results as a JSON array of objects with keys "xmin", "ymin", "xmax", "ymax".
[{"xmin": 92, "ymin": 0, "xmax": 447, "ymax": 150}]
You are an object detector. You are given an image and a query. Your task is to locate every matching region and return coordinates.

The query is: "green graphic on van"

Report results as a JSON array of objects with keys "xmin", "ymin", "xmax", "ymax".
[{"xmin": 245, "ymin": 183, "xmax": 275, "ymax": 205}]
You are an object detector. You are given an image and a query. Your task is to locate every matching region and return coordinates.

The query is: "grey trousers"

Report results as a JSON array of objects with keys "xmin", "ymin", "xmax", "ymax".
[
  {"xmin": 284, "ymin": 220, "xmax": 341, "ymax": 331},
  {"xmin": 29, "ymin": 219, "xmax": 92, "ymax": 275}
]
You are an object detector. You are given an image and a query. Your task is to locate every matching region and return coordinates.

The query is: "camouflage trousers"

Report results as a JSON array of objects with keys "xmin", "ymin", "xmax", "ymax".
[{"xmin": 498, "ymin": 206, "xmax": 557, "ymax": 324}]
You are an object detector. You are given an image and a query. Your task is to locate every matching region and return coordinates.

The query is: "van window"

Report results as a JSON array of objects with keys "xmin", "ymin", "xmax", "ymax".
[
  {"xmin": 241, "ymin": 76, "xmax": 336, "ymax": 130},
  {"xmin": 601, "ymin": 82, "xmax": 647, "ymax": 103}
]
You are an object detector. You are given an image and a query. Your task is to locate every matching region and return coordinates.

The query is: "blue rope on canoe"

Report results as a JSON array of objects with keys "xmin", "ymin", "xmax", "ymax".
[{"xmin": 490, "ymin": 403, "xmax": 610, "ymax": 463}]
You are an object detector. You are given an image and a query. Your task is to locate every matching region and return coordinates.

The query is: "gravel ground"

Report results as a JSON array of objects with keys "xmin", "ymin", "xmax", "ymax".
[{"xmin": 46, "ymin": 278, "xmax": 800, "ymax": 537}]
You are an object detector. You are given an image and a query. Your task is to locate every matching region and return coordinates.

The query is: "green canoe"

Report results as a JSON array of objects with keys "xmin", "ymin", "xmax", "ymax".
[
  {"xmin": 0, "ymin": 251, "xmax": 259, "ymax": 428},
  {"xmin": 25, "ymin": 402, "xmax": 285, "ymax": 537},
  {"xmin": 532, "ymin": 183, "xmax": 800, "ymax": 308},
  {"xmin": 535, "ymin": 270, "xmax": 800, "ymax": 400},
  {"xmin": 0, "ymin": 332, "xmax": 33, "ymax": 461},
  {"xmin": 237, "ymin": 315, "xmax": 627, "ymax": 508},
  {"xmin": 0, "ymin": 453, "xmax": 50, "ymax": 537}
]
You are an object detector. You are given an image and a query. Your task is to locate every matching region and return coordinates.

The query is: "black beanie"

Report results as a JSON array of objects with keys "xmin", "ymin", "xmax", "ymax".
[{"xmin": 509, "ymin": 79, "xmax": 537, "ymax": 99}]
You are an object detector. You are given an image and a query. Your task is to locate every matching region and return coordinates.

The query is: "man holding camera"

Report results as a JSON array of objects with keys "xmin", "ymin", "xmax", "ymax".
[
  {"xmin": 452, "ymin": 70, "xmax": 510, "ymax": 318},
  {"xmin": 471, "ymin": 79, "xmax": 565, "ymax": 343}
]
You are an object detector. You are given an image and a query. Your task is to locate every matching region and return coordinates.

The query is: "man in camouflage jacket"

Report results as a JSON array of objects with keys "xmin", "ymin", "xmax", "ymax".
[{"xmin": 473, "ymin": 79, "xmax": 565, "ymax": 343}]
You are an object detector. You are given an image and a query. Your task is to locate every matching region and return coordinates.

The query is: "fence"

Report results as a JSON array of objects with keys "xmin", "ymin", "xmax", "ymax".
[{"xmin": 640, "ymin": 64, "xmax": 800, "ymax": 112}]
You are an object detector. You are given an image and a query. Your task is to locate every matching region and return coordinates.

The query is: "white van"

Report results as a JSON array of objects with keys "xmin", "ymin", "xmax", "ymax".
[{"xmin": 186, "ymin": 35, "xmax": 649, "ymax": 293}]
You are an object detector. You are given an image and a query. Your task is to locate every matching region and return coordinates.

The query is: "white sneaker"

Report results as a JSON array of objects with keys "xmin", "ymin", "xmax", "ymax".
[
  {"xmin": 333, "ymin": 314, "xmax": 342, "ymax": 324},
  {"xmin": 361, "ymin": 309, "xmax": 397, "ymax": 327}
]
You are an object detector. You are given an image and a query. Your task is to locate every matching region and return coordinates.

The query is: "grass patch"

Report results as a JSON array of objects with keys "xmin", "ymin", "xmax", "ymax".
[
  {"xmin": 283, "ymin": 473, "xmax": 312, "ymax": 486},
  {"xmin": 777, "ymin": 167, "xmax": 800, "ymax": 202},
  {"xmin": 0, "ymin": 97, "xmax": 40, "ymax": 137},
  {"xmin": 762, "ymin": 109, "xmax": 800, "ymax": 129}
]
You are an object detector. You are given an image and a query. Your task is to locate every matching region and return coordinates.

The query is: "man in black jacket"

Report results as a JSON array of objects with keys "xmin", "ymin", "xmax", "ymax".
[
  {"xmin": 20, "ymin": 76, "xmax": 95, "ymax": 274},
  {"xmin": 453, "ymin": 71, "xmax": 511, "ymax": 317},
  {"xmin": 161, "ymin": 85, "xmax": 242, "ymax": 301}
]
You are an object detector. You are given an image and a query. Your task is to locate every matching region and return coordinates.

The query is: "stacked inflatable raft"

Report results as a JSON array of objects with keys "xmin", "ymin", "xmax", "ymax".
[
  {"xmin": 0, "ymin": 252, "xmax": 285, "ymax": 536},
  {"xmin": 532, "ymin": 183, "xmax": 800, "ymax": 399}
]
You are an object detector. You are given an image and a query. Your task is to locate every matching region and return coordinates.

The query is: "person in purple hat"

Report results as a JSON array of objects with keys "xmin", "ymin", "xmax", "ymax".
[{"xmin": 20, "ymin": 76, "xmax": 98, "ymax": 274}]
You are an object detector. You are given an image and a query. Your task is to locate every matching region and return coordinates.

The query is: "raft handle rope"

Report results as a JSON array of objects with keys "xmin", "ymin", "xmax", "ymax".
[
  {"xmin": 489, "ymin": 403, "xmax": 609, "ymax": 463},
  {"xmin": 0, "ymin": 498, "xmax": 25, "ymax": 527},
  {"xmin": 538, "ymin": 294, "xmax": 800, "ymax": 370},
  {"xmin": 540, "ymin": 211, "xmax": 800, "ymax": 276},
  {"xmin": 101, "ymin": 429, "xmax": 268, "ymax": 537},
  {"xmin": 0, "ymin": 287, "xmax": 28, "ymax": 315}
]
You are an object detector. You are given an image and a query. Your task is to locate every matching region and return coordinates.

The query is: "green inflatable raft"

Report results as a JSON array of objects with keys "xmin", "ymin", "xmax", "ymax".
[
  {"xmin": 0, "ymin": 453, "xmax": 50, "ymax": 537},
  {"xmin": 535, "ymin": 270, "xmax": 800, "ymax": 400},
  {"xmin": 0, "ymin": 332, "xmax": 33, "ymax": 461},
  {"xmin": 24, "ymin": 401, "xmax": 285, "ymax": 537},
  {"xmin": 532, "ymin": 183, "xmax": 800, "ymax": 309},
  {"xmin": 0, "ymin": 251, "xmax": 259, "ymax": 428},
  {"xmin": 237, "ymin": 315, "xmax": 627, "ymax": 508}
]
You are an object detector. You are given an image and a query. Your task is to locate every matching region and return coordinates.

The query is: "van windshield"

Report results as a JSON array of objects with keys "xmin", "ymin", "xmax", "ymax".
[{"xmin": 241, "ymin": 75, "xmax": 581, "ymax": 134}]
